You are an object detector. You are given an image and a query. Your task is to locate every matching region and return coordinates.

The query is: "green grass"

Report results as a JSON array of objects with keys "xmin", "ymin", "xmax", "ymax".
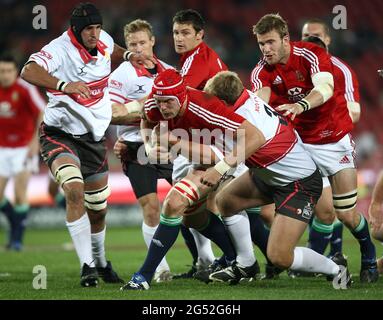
[{"xmin": 0, "ymin": 227, "xmax": 382, "ymax": 300}]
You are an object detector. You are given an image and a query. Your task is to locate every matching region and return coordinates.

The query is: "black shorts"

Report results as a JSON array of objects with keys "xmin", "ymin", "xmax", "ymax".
[
  {"xmin": 40, "ymin": 123, "xmax": 108, "ymax": 180},
  {"xmin": 121, "ymin": 141, "xmax": 173, "ymax": 199},
  {"xmin": 250, "ymin": 169, "xmax": 323, "ymax": 223}
]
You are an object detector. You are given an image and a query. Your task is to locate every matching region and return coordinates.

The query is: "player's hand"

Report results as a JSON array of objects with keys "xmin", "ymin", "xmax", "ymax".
[
  {"xmin": 200, "ymin": 166, "xmax": 222, "ymax": 188},
  {"xmin": 129, "ymin": 53, "xmax": 157, "ymax": 68},
  {"xmin": 368, "ymin": 202, "xmax": 383, "ymax": 235},
  {"xmin": 113, "ymin": 138, "xmax": 127, "ymax": 159},
  {"xmin": 276, "ymin": 103, "xmax": 304, "ymax": 121},
  {"xmin": 147, "ymin": 145, "xmax": 172, "ymax": 163},
  {"xmin": 64, "ymin": 81, "xmax": 91, "ymax": 99}
]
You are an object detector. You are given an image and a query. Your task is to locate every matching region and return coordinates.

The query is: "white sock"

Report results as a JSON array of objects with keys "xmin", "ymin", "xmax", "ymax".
[
  {"xmin": 290, "ymin": 247, "xmax": 339, "ymax": 275},
  {"xmin": 66, "ymin": 214, "xmax": 95, "ymax": 267},
  {"xmin": 91, "ymin": 227, "xmax": 107, "ymax": 268},
  {"xmin": 223, "ymin": 211, "xmax": 255, "ymax": 267},
  {"xmin": 190, "ymin": 228, "xmax": 215, "ymax": 266},
  {"xmin": 142, "ymin": 222, "xmax": 170, "ymax": 271}
]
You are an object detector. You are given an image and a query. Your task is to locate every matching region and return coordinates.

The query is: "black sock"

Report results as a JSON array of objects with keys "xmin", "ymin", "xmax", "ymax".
[
  {"xmin": 198, "ymin": 211, "xmax": 236, "ymax": 262},
  {"xmin": 247, "ymin": 209, "xmax": 272, "ymax": 264},
  {"xmin": 350, "ymin": 215, "xmax": 376, "ymax": 268},
  {"xmin": 308, "ymin": 217, "xmax": 333, "ymax": 255},
  {"xmin": 139, "ymin": 214, "xmax": 181, "ymax": 282},
  {"xmin": 180, "ymin": 224, "xmax": 199, "ymax": 265},
  {"xmin": 12, "ymin": 205, "xmax": 29, "ymax": 247},
  {"xmin": 329, "ymin": 220, "xmax": 343, "ymax": 256}
]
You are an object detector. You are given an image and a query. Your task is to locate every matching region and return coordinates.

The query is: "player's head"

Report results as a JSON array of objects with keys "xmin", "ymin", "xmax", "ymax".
[
  {"xmin": 70, "ymin": 2, "xmax": 103, "ymax": 50},
  {"xmin": 152, "ymin": 69, "xmax": 187, "ymax": 119},
  {"xmin": 302, "ymin": 36, "xmax": 327, "ymax": 50},
  {"xmin": 173, "ymin": 9, "xmax": 205, "ymax": 54},
  {"xmin": 253, "ymin": 13, "xmax": 290, "ymax": 65},
  {"xmin": 124, "ymin": 19, "xmax": 155, "ymax": 58},
  {"xmin": 204, "ymin": 71, "xmax": 244, "ymax": 105},
  {"xmin": 301, "ymin": 19, "xmax": 331, "ymax": 49},
  {"xmin": 0, "ymin": 54, "xmax": 18, "ymax": 88}
]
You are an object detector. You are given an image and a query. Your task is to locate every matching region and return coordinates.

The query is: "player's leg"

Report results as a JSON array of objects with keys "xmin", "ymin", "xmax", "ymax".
[
  {"xmin": 172, "ymin": 156, "xmax": 212, "ymax": 278},
  {"xmin": 83, "ymin": 172, "xmax": 123, "ymax": 284},
  {"xmin": 330, "ymin": 168, "xmax": 378, "ymax": 283},
  {"xmin": 121, "ymin": 182, "xmax": 189, "ymax": 290},
  {"xmin": 12, "ymin": 169, "xmax": 32, "ymax": 251},
  {"xmin": 121, "ymin": 141, "xmax": 172, "ymax": 281},
  {"xmin": 40, "ymin": 124, "xmax": 96, "ymax": 287},
  {"xmin": 308, "ymin": 180, "xmax": 336, "ymax": 255},
  {"xmin": 267, "ymin": 170, "xmax": 351, "ymax": 288},
  {"xmin": 48, "ymin": 174, "xmax": 66, "ymax": 208},
  {"xmin": 209, "ymin": 171, "xmax": 270, "ymax": 283},
  {"xmin": 0, "ymin": 174, "xmax": 13, "ymax": 248}
]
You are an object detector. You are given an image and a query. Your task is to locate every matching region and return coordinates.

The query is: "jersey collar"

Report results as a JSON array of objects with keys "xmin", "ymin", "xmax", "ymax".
[
  {"xmin": 67, "ymin": 28, "xmax": 107, "ymax": 64},
  {"xmin": 132, "ymin": 55, "xmax": 167, "ymax": 77}
]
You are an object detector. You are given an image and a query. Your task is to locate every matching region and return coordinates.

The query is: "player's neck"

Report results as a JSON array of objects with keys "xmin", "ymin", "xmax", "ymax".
[{"xmin": 279, "ymin": 43, "xmax": 291, "ymax": 64}]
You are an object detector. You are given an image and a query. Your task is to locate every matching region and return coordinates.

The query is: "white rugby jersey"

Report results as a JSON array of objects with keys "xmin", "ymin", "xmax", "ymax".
[
  {"xmin": 232, "ymin": 90, "xmax": 317, "ymax": 186},
  {"xmin": 28, "ymin": 28, "xmax": 114, "ymax": 141},
  {"xmin": 108, "ymin": 58, "xmax": 173, "ymax": 142}
]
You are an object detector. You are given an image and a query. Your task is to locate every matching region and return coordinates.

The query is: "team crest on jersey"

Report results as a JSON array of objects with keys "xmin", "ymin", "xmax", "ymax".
[
  {"xmin": 11, "ymin": 91, "xmax": 19, "ymax": 102},
  {"xmin": 295, "ymin": 70, "xmax": 305, "ymax": 81},
  {"xmin": 0, "ymin": 102, "xmax": 14, "ymax": 117}
]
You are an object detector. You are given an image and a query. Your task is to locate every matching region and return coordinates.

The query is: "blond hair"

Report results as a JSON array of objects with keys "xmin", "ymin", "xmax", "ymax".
[
  {"xmin": 204, "ymin": 71, "xmax": 244, "ymax": 105},
  {"xmin": 124, "ymin": 19, "xmax": 154, "ymax": 39}
]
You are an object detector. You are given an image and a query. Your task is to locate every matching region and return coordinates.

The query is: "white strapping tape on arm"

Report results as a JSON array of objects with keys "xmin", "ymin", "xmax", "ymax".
[
  {"xmin": 125, "ymin": 100, "xmax": 142, "ymax": 114},
  {"xmin": 311, "ymin": 72, "xmax": 334, "ymax": 103}
]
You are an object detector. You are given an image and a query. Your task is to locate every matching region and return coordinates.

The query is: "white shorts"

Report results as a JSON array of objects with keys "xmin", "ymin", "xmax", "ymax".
[
  {"xmin": 303, "ymin": 134, "xmax": 355, "ymax": 177},
  {"xmin": 0, "ymin": 147, "xmax": 30, "ymax": 177}
]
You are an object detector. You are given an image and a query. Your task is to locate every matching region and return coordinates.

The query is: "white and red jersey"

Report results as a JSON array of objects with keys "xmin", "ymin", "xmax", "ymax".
[
  {"xmin": 180, "ymin": 42, "xmax": 228, "ymax": 90},
  {"xmin": 145, "ymin": 88, "xmax": 317, "ymax": 186},
  {"xmin": 251, "ymin": 41, "xmax": 353, "ymax": 145},
  {"xmin": 108, "ymin": 57, "xmax": 173, "ymax": 142},
  {"xmin": 231, "ymin": 90, "xmax": 317, "ymax": 186},
  {"xmin": 0, "ymin": 78, "xmax": 45, "ymax": 147},
  {"xmin": 28, "ymin": 28, "xmax": 114, "ymax": 141}
]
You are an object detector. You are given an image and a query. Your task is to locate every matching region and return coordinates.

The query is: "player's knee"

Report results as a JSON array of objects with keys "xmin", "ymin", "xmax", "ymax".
[
  {"xmin": 64, "ymin": 186, "xmax": 84, "ymax": 205},
  {"xmin": 267, "ymin": 248, "xmax": 293, "ymax": 270},
  {"xmin": 84, "ymin": 185, "xmax": 111, "ymax": 211},
  {"xmin": 314, "ymin": 210, "xmax": 335, "ymax": 225},
  {"xmin": 215, "ymin": 191, "xmax": 233, "ymax": 217},
  {"xmin": 163, "ymin": 192, "xmax": 188, "ymax": 217},
  {"xmin": 87, "ymin": 208, "xmax": 107, "ymax": 225},
  {"xmin": 54, "ymin": 164, "xmax": 83, "ymax": 188},
  {"xmin": 141, "ymin": 198, "xmax": 160, "ymax": 222}
]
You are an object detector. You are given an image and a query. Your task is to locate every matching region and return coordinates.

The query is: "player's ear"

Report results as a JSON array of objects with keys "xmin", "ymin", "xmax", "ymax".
[
  {"xmin": 282, "ymin": 34, "xmax": 290, "ymax": 45},
  {"xmin": 196, "ymin": 29, "xmax": 204, "ymax": 40},
  {"xmin": 151, "ymin": 36, "xmax": 155, "ymax": 47}
]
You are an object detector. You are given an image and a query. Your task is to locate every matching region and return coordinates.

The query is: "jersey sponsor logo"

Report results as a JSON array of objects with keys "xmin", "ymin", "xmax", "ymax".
[
  {"xmin": 339, "ymin": 155, "xmax": 350, "ymax": 164},
  {"xmin": 287, "ymin": 87, "xmax": 306, "ymax": 102},
  {"xmin": 110, "ymin": 79, "xmax": 122, "ymax": 90},
  {"xmin": 272, "ymin": 75, "xmax": 282, "ymax": 85},
  {"xmin": 134, "ymin": 84, "xmax": 145, "ymax": 94},
  {"xmin": 0, "ymin": 101, "xmax": 14, "ymax": 118}
]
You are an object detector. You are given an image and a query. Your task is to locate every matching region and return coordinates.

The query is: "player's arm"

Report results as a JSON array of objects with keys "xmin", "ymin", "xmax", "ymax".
[
  {"xmin": 111, "ymin": 98, "xmax": 146, "ymax": 125},
  {"xmin": 112, "ymin": 44, "xmax": 156, "ymax": 68},
  {"xmin": 347, "ymin": 101, "xmax": 360, "ymax": 123},
  {"xmin": 254, "ymin": 87, "xmax": 271, "ymax": 103},
  {"xmin": 276, "ymin": 71, "xmax": 334, "ymax": 120},
  {"xmin": 21, "ymin": 62, "xmax": 91, "ymax": 98},
  {"xmin": 200, "ymin": 120, "xmax": 265, "ymax": 187},
  {"xmin": 368, "ymin": 170, "xmax": 383, "ymax": 235}
]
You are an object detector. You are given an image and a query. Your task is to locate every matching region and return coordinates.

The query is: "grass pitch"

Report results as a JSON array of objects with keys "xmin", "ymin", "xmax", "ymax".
[{"xmin": 0, "ymin": 226, "xmax": 382, "ymax": 300}]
